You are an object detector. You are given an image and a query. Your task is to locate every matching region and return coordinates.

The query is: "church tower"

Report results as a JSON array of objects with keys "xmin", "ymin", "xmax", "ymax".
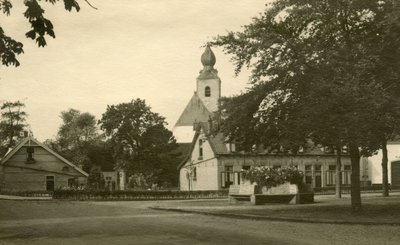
[
  {"xmin": 172, "ymin": 46, "xmax": 221, "ymax": 143},
  {"xmin": 197, "ymin": 46, "xmax": 221, "ymax": 112}
]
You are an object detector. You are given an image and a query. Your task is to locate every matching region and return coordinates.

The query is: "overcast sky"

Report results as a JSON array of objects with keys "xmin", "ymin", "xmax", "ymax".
[{"xmin": 0, "ymin": 0, "xmax": 269, "ymax": 142}]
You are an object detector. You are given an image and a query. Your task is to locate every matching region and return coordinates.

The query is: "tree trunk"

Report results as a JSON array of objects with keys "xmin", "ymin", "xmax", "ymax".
[
  {"xmin": 349, "ymin": 144, "xmax": 362, "ymax": 212},
  {"xmin": 335, "ymin": 146, "xmax": 342, "ymax": 199},
  {"xmin": 382, "ymin": 141, "xmax": 389, "ymax": 197}
]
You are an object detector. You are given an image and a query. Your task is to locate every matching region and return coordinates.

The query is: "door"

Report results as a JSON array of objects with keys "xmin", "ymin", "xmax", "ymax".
[
  {"xmin": 315, "ymin": 165, "xmax": 322, "ymax": 188},
  {"xmin": 391, "ymin": 161, "xmax": 400, "ymax": 186},
  {"xmin": 46, "ymin": 176, "xmax": 55, "ymax": 191}
]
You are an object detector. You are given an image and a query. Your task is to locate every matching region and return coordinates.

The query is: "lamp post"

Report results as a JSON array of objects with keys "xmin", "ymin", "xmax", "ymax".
[{"xmin": 185, "ymin": 160, "xmax": 195, "ymax": 199}]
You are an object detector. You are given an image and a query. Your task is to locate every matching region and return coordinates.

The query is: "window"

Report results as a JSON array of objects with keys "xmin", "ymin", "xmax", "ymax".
[
  {"xmin": 314, "ymin": 165, "xmax": 322, "ymax": 187},
  {"xmin": 305, "ymin": 165, "xmax": 312, "ymax": 184},
  {"xmin": 230, "ymin": 142, "xmax": 243, "ymax": 153},
  {"xmin": 326, "ymin": 165, "xmax": 336, "ymax": 186},
  {"xmin": 221, "ymin": 166, "xmax": 234, "ymax": 188},
  {"xmin": 198, "ymin": 139, "xmax": 203, "ymax": 159},
  {"xmin": 230, "ymin": 143, "xmax": 236, "ymax": 152},
  {"xmin": 342, "ymin": 165, "xmax": 351, "ymax": 185},
  {"xmin": 26, "ymin": 146, "xmax": 35, "ymax": 163},
  {"xmin": 205, "ymin": 86, "xmax": 211, "ymax": 97},
  {"xmin": 62, "ymin": 166, "xmax": 69, "ymax": 171}
]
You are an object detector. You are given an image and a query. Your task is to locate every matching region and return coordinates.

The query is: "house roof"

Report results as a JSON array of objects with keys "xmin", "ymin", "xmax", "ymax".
[
  {"xmin": 0, "ymin": 136, "xmax": 88, "ymax": 177},
  {"xmin": 176, "ymin": 121, "xmax": 346, "ymax": 171}
]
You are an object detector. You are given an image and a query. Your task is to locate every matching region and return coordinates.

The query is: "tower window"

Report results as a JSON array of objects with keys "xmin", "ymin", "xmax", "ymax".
[{"xmin": 205, "ymin": 86, "xmax": 211, "ymax": 97}]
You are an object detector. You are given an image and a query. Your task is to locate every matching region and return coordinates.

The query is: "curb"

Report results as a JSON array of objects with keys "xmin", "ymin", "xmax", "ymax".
[
  {"xmin": 149, "ymin": 206, "xmax": 400, "ymax": 226},
  {"xmin": 0, "ymin": 195, "xmax": 52, "ymax": 201}
]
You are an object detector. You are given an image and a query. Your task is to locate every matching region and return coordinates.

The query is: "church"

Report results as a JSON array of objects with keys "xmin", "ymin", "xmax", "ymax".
[{"xmin": 173, "ymin": 46, "xmax": 366, "ymax": 191}]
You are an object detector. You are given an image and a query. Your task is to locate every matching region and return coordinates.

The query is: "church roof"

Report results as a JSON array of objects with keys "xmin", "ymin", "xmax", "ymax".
[{"xmin": 174, "ymin": 92, "xmax": 213, "ymax": 127}]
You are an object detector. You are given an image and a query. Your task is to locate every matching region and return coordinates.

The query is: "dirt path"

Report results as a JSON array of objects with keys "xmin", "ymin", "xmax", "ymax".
[{"xmin": 0, "ymin": 200, "xmax": 399, "ymax": 245}]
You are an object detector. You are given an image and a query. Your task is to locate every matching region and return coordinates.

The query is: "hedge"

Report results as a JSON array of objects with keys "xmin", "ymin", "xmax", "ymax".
[{"xmin": 52, "ymin": 189, "xmax": 229, "ymax": 201}]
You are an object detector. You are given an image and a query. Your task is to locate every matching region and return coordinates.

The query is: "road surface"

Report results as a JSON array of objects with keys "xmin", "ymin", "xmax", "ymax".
[{"xmin": 0, "ymin": 200, "xmax": 398, "ymax": 245}]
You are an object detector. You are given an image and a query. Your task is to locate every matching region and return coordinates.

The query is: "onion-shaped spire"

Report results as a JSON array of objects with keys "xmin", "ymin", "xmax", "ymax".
[{"xmin": 201, "ymin": 45, "xmax": 216, "ymax": 68}]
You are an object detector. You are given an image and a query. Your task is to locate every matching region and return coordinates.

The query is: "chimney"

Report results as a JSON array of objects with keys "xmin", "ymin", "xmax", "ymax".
[
  {"xmin": 208, "ymin": 116, "xmax": 213, "ymax": 133},
  {"xmin": 193, "ymin": 120, "xmax": 199, "ymax": 130}
]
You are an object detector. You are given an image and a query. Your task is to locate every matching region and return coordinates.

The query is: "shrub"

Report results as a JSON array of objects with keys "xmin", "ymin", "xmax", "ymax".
[{"xmin": 241, "ymin": 166, "xmax": 304, "ymax": 188}]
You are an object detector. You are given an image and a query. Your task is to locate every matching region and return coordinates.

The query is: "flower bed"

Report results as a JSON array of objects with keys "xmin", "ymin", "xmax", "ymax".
[{"xmin": 241, "ymin": 166, "xmax": 304, "ymax": 189}]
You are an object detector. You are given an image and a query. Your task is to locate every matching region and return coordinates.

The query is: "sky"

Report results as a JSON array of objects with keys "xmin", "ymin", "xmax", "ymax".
[{"xmin": 0, "ymin": 0, "xmax": 270, "ymax": 142}]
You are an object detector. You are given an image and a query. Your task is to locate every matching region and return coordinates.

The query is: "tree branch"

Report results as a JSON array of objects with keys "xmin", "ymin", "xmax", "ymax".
[{"xmin": 85, "ymin": 0, "xmax": 98, "ymax": 10}]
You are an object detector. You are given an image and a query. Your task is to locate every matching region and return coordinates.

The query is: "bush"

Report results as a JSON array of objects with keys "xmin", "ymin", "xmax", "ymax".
[{"xmin": 241, "ymin": 166, "xmax": 304, "ymax": 188}]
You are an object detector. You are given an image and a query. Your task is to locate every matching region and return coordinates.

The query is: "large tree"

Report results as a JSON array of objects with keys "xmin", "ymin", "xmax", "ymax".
[
  {"xmin": 98, "ymin": 99, "xmax": 179, "ymax": 188},
  {"xmin": 0, "ymin": 0, "xmax": 96, "ymax": 67},
  {"xmin": 212, "ymin": 0, "xmax": 400, "ymax": 211}
]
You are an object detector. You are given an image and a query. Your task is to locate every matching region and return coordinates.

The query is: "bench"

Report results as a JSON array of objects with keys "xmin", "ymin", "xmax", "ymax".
[
  {"xmin": 229, "ymin": 183, "xmax": 314, "ymax": 205},
  {"xmin": 228, "ymin": 185, "xmax": 255, "ymax": 204}
]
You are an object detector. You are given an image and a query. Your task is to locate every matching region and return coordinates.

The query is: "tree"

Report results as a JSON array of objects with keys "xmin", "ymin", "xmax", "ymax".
[
  {"xmin": 0, "ymin": 101, "xmax": 28, "ymax": 154},
  {"xmin": 51, "ymin": 108, "xmax": 108, "ymax": 172},
  {"xmin": 0, "ymin": 0, "xmax": 96, "ymax": 67},
  {"xmin": 211, "ymin": 0, "xmax": 400, "ymax": 211},
  {"xmin": 98, "ymin": 99, "xmax": 179, "ymax": 188}
]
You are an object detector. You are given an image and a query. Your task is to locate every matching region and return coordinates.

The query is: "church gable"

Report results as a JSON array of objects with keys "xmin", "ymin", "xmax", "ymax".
[{"xmin": 174, "ymin": 92, "xmax": 213, "ymax": 127}]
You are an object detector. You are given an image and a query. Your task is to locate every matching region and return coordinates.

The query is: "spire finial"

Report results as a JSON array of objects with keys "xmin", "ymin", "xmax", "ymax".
[{"xmin": 201, "ymin": 45, "xmax": 216, "ymax": 68}]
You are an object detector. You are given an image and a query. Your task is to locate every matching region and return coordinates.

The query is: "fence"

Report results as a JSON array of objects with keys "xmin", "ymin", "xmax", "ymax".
[
  {"xmin": 52, "ymin": 189, "xmax": 229, "ymax": 201},
  {"xmin": 313, "ymin": 185, "xmax": 400, "ymax": 195}
]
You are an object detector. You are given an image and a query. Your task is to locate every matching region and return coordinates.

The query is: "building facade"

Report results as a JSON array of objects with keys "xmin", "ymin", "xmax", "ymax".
[{"xmin": 0, "ymin": 136, "xmax": 88, "ymax": 191}]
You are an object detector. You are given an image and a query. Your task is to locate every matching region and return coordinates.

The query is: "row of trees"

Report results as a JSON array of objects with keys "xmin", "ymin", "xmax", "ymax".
[
  {"xmin": 211, "ymin": 0, "xmax": 400, "ymax": 211},
  {"xmin": 0, "ymin": 99, "xmax": 181, "ymax": 189}
]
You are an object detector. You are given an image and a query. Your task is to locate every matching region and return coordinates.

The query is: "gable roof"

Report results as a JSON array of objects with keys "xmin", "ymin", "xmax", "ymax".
[
  {"xmin": 1, "ymin": 137, "xmax": 88, "ymax": 177},
  {"xmin": 177, "ymin": 122, "xmax": 228, "ymax": 170},
  {"xmin": 174, "ymin": 92, "xmax": 213, "ymax": 127}
]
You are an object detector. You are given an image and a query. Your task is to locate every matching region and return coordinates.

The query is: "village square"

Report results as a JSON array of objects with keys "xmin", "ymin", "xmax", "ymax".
[{"xmin": 2, "ymin": 0, "xmax": 400, "ymax": 244}]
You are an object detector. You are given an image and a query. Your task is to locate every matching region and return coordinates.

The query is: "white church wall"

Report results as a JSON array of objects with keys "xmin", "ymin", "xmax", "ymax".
[{"xmin": 172, "ymin": 126, "xmax": 196, "ymax": 143}]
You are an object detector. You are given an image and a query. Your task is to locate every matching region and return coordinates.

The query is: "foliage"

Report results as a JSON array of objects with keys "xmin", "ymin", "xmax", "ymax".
[
  {"xmin": 0, "ymin": 0, "xmax": 81, "ymax": 67},
  {"xmin": 211, "ymin": 0, "xmax": 400, "ymax": 210},
  {"xmin": 0, "ymin": 101, "xmax": 27, "ymax": 154},
  {"xmin": 44, "ymin": 108, "xmax": 116, "ymax": 173},
  {"xmin": 86, "ymin": 165, "xmax": 105, "ymax": 190},
  {"xmin": 57, "ymin": 109, "xmax": 97, "ymax": 149},
  {"xmin": 241, "ymin": 166, "xmax": 304, "ymax": 189},
  {"xmin": 98, "ymin": 99, "xmax": 179, "ymax": 187}
]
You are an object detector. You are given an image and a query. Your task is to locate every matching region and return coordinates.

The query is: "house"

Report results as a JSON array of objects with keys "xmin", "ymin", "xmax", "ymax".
[
  {"xmin": 0, "ymin": 136, "xmax": 88, "ymax": 191},
  {"xmin": 178, "ymin": 122, "xmax": 355, "ymax": 191},
  {"xmin": 173, "ymin": 46, "xmax": 363, "ymax": 191}
]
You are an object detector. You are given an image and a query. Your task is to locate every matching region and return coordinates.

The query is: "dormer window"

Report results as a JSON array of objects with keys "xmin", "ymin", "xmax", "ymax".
[
  {"xmin": 26, "ymin": 146, "xmax": 35, "ymax": 163},
  {"xmin": 205, "ymin": 86, "xmax": 211, "ymax": 97}
]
